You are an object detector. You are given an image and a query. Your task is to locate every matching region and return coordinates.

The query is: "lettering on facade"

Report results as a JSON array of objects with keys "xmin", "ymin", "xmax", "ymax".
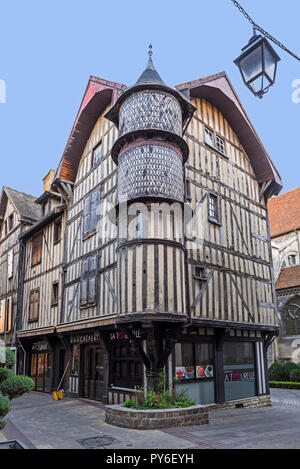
[
  {"xmin": 109, "ymin": 329, "xmax": 144, "ymax": 342},
  {"xmin": 32, "ymin": 342, "xmax": 48, "ymax": 351},
  {"xmin": 70, "ymin": 333, "xmax": 101, "ymax": 345},
  {"xmin": 224, "ymin": 369, "xmax": 255, "ymax": 382}
]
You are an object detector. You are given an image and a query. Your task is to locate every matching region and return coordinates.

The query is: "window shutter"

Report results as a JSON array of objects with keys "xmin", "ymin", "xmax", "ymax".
[
  {"xmin": 7, "ymin": 297, "xmax": 12, "ymax": 331},
  {"xmin": 7, "ymin": 249, "xmax": 13, "ymax": 279},
  {"xmin": 0, "ymin": 300, "xmax": 5, "ymax": 332},
  {"xmin": 88, "ymin": 256, "xmax": 97, "ymax": 303},
  {"xmin": 90, "ymin": 190, "xmax": 100, "ymax": 233},
  {"xmin": 80, "ymin": 259, "xmax": 89, "ymax": 306},
  {"xmin": 83, "ymin": 195, "xmax": 92, "ymax": 237}
]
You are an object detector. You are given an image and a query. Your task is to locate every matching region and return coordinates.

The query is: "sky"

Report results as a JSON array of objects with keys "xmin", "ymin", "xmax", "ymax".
[{"xmin": 0, "ymin": 0, "xmax": 299, "ymax": 197}]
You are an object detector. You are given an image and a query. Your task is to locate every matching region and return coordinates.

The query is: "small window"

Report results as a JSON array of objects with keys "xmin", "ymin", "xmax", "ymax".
[
  {"xmin": 92, "ymin": 142, "xmax": 103, "ymax": 167},
  {"xmin": 288, "ymin": 255, "xmax": 297, "ymax": 266},
  {"xmin": 54, "ymin": 219, "xmax": 62, "ymax": 244},
  {"xmin": 204, "ymin": 127, "xmax": 214, "ymax": 147},
  {"xmin": 51, "ymin": 282, "xmax": 59, "ymax": 306},
  {"xmin": 186, "ymin": 179, "xmax": 192, "ymax": 201},
  {"xmin": 8, "ymin": 214, "xmax": 14, "ymax": 232},
  {"xmin": 193, "ymin": 266, "xmax": 206, "ymax": 280},
  {"xmin": 204, "ymin": 127, "xmax": 227, "ymax": 157},
  {"xmin": 31, "ymin": 232, "xmax": 43, "ymax": 266},
  {"xmin": 208, "ymin": 193, "xmax": 220, "ymax": 223},
  {"xmin": 216, "ymin": 136, "xmax": 225, "ymax": 155},
  {"xmin": 29, "ymin": 289, "xmax": 40, "ymax": 322}
]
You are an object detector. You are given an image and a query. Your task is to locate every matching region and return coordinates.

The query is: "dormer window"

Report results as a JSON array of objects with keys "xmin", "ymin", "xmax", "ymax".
[
  {"xmin": 204, "ymin": 127, "xmax": 227, "ymax": 157},
  {"xmin": 288, "ymin": 254, "xmax": 297, "ymax": 266}
]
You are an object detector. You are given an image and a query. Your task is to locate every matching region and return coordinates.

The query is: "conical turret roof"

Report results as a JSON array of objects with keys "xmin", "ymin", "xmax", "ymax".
[{"xmin": 136, "ymin": 44, "xmax": 164, "ymax": 84}]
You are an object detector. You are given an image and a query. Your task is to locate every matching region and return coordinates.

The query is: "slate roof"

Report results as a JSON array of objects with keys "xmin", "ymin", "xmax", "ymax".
[
  {"xmin": 276, "ymin": 265, "xmax": 300, "ymax": 290},
  {"xmin": 268, "ymin": 187, "xmax": 300, "ymax": 238},
  {"xmin": 0, "ymin": 186, "xmax": 42, "ymax": 222},
  {"xmin": 136, "ymin": 56, "xmax": 165, "ymax": 85}
]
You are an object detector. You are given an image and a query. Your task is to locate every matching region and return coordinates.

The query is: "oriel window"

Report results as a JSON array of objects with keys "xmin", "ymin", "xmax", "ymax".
[{"xmin": 31, "ymin": 232, "xmax": 43, "ymax": 266}]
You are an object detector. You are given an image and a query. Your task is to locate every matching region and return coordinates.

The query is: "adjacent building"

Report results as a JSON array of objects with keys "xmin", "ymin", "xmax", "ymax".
[
  {"xmin": 1, "ymin": 51, "xmax": 283, "ymax": 407},
  {"xmin": 268, "ymin": 187, "xmax": 300, "ymax": 363}
]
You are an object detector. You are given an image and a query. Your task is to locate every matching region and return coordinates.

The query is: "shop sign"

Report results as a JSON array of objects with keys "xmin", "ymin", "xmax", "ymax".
[
  {"xmin": 109, "ymin": 329, "xmax": 144, "ymax": 342},
  {"xmin": 32, "ymin": 342, "xmax": 48, "ymax": 352},
  {"xmin": 70, "ymin": 333, "xmax": 101, "ymax": 345},
  {"xmin": 224, "ymin": 369, "xmax": 255, "ymax": 382}
]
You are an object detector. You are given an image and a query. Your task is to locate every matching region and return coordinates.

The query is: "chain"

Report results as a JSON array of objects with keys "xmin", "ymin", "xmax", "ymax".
[{"xmin": 230, "ymin": 0, "xmax": 300, "ymax": 61}]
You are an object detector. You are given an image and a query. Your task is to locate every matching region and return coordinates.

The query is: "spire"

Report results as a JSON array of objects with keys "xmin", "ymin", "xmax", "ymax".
[{"xmin": 136, "ymin": 44, "xmax": 165, "ymax": 85}]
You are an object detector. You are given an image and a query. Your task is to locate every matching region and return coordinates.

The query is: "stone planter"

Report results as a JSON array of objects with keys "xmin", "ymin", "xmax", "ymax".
[{"xmin": 105, "ymin": 404, "xmax": 209, "ymax": 429}]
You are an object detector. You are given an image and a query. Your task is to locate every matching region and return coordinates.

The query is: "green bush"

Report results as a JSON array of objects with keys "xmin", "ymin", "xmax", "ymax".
[
  {"xmin": 0, "ymin": 367, "xmax": 14, "ymax": 384},
  {"xmin": 282, "ymin": 362, "xmax": 299, "ymax": 381},
  {"xmin": 268, "ymin": 362, "xmax": 285, "ymax": 381},
  {"xmin": 0, "ymin": 396, "xmax": 11, "ymax": 430},
  {"xmin": 269, "ymin": 381, "xmax": 300, "ymax": 390},
  {"xmin": 5, "ymin": 348, "xmax": 16, "ymax": 367},
  {"xmin": 0, "ymin": 375, "xmax": 34, "ymax": 400},
  {"xmin": 290, "ymin": 369, "xmax": 300, "ymax": 382}
]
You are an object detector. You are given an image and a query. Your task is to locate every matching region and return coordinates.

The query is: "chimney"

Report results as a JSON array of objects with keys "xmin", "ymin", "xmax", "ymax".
[{"xmin": 43, "ymin": 169, "xmax": 56, "ymax": 193}]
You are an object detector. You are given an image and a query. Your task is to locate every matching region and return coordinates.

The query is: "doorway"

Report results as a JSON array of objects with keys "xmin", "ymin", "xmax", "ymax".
[
  {"xmin": 82, "ymin": 345, "xmax": 104, "ymax": 401},
  {"xmin": 30, "ymin": 351, "xmax": 52, "ymax": 392}
]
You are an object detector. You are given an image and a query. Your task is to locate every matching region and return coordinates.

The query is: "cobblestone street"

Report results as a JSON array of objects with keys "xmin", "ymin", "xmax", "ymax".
[{"xmin": 0, "ymin": 389, "xmax": 300, "ymax": 449}]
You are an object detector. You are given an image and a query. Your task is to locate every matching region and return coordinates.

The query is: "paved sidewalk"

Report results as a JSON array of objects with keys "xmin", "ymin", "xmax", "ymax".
[{"xmin": 1, "ymin": 389, "xmax": 300, "ymax": 449}]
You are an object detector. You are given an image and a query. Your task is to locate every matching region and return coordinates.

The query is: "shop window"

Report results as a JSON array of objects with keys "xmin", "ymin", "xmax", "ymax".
[
  {"xmin": 223, "ymin": 341, "xmax": 256, "ymax": 401},
  {"xmin": 29, "ymin": 289, "xmax": 40, "ymax": 322},
  {"xmin": 31, "ymin": 232, "xmax": 43, "ymax": 266},
  {"xmin": 80, "ymin": 256, "xmax": 97, "ymax": 307},
  {"xmin": 54, "ymin": 219, "xmax": 62, "ymax": 244},
  {"xmin": 175, "ymin": 342, "xmax": 214, "ymax": 381}
]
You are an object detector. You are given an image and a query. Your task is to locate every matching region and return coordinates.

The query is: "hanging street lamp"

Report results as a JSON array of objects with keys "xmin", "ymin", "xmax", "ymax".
[{"xmin": 234, "ymin": 29, "xmax": 281, "ymax": 99}]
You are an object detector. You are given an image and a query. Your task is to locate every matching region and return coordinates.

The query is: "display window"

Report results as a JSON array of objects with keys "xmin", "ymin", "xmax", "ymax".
[
  {"xmin": 175, "ymin": 342, "xmax": 214, "ymax": 381},
  {"xmin": 223, "ymin": 341, "xmax": 256, "ymax": 401}
]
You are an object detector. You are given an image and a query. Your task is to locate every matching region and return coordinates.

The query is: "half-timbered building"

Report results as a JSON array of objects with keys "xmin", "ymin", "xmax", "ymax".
[
  {"xmin": 0, "ymin": 186, "xmax": 41, "ymax": 366},
  {"xmin": 16, "ymin": 51, "xmax": 282, "ymax": 406},
  {"xmin": 16, "ymin": 170, "xmax": 67, "ymax": 390}
]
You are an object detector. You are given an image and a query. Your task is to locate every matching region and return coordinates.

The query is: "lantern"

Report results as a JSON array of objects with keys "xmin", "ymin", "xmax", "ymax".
[{"xmin": 234, "ymin": 31, "xmax": 281, "ymax": 98}]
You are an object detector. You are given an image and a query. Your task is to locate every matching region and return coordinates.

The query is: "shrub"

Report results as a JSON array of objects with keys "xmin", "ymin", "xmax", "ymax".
[
  {"xmin": 270, "ymin": 381, "xmax": 300, "ymax": 390},
  {"xmin": 0, "ymin": 396, "xmax": 11, "ymax": 430},
  {"xmin": 123, "ymin": 399, "xmax": 137, "ymax": 408},
  {"xmin": 0, "ymin": 367, "xmax": 14, "ymax": 384},
  {"xmin": 282, "ymin": 362, "xmax": 299, "ymax": 381},
  {"xmin": 0, "ymin": 375, "xmax": 34, "ymax": 400},
  {"xmin": 290, "ymin": 369, "xmax": 300, "ymax": 383},
  {"xmin": 268, "ymin": 362, "xmax": 285, "ymax": 381},
  {"xmin": 5, "ymin": 348, "xmax": 16, "ymax": 367}
]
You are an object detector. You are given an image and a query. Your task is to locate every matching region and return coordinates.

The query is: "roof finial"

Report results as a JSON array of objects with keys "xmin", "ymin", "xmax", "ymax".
[{"xmin": 148, "ymin": 43, "xmax": 153, "ymax": 57}]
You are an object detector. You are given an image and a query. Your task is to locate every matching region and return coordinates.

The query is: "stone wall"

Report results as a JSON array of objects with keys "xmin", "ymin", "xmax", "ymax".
[
  {"xmin": 105, "ymin": 405, "xmax": 209, "ymax": 430},
  {"xmin": 105, "ymin": 395, "xmax": 272, "ymax": 429}
]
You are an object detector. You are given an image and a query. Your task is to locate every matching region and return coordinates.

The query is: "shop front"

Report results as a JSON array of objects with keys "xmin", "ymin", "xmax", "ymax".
[
  {"xmin": 173, "ymin": 327, "xmax": 268, "ymax": 406},
  {"xmin": 30, "ymin": 341, "xmax": 52, "ymax": 392}
]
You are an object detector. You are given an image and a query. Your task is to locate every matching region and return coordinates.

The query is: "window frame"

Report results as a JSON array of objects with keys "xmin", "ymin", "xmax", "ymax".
[
  {"xmin": 31, "ymin": 231, "xmax": 43, "ymax": 267},
  {"xmin": 51, "ymin": 281, "xmax": 59, "ymax": 307},
  {"xmin": 91, "ymin": 140, "xmax": 103, "ymax": 168},
  {"xmin": 204, "ymin": 126, "xmax": 228, "ymax": 158},
  {"xmin": 207, "ymin": 192, "xmax": 222, "ymax": 226},
  {"xmin": 53, "ymin": 218, "xmax": 62, "ymax": 245},
  {"xmin": 29, "ymin": 288, "xmax": 40, "ymax": 323},
  {"xmin": 174, "ymin": 339, "xmax": 215, "ymax": 384}
]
